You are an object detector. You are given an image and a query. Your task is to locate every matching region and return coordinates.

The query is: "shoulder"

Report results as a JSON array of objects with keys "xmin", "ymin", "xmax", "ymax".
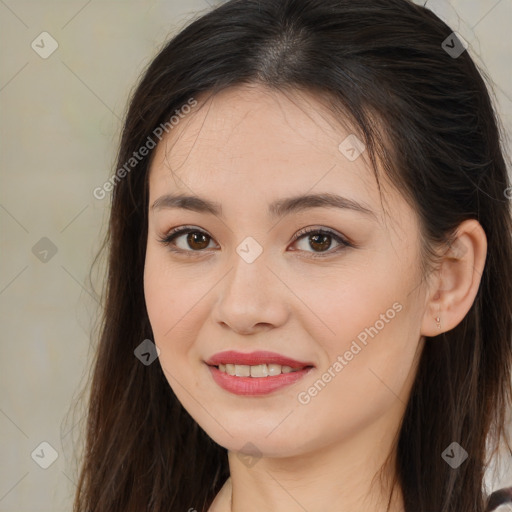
[{"xmin": 486, "ymin": 487, "xmax": 512, "ymax": 511}]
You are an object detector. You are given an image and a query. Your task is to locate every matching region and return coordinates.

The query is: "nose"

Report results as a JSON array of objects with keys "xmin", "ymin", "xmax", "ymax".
[{"xmin": 212, "ymin": 247, "xmax": 290, "ymax": 335}]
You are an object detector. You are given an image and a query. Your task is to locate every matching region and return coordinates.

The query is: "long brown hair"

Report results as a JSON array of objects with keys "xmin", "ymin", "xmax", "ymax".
[{"xmin": 70, "ymin": 1, "xmax": 512, "ymax": 510}]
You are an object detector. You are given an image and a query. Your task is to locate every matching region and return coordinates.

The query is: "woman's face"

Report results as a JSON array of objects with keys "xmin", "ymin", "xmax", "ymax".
[{"xmin": 144, "ymin": 84, "xmax": 429, "ymax": 459}]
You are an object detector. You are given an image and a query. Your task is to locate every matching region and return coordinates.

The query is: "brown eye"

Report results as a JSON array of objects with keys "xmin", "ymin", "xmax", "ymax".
[
  {"xmin": 290, "ymin": 227, "xmax": 352, "ymax": 258},
  {"xmin": 185, "ymin": 231, "xmax": 210, "ymax": 250},
  {"xmin": 307, "ymin": 233, "xmax": 332, "ymax": 252},
  {"xmin": 158, "ymin": 227, "xmax": 216, "ymax": 254},
  {"xmin": 158, "ymin": 225, "xmax": 352, "ymax": 259}
]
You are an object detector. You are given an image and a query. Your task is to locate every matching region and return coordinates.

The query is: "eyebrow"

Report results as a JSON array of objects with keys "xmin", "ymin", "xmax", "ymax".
[{"xmin": 151, "ymin": 192, "xmax": 376, "ymax": 219}]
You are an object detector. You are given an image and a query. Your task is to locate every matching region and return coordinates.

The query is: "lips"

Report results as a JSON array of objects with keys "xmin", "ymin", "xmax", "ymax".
[
  {"xmin": 205, "ymin": 350, "xmax": 314, "ymax": 369},
  {"xmin": 205, "ymin": 350, "xmax": 315, "ymax": 396}
]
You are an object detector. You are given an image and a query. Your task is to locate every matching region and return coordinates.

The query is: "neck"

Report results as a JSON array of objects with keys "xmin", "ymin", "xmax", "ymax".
[{"xmin": 210, "ymin": 412, "xmax": 405, "ymax": 512}]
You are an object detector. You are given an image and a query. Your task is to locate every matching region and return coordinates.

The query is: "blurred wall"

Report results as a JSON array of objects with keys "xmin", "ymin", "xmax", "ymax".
[{"xmin": 0, "ymin": 0, "xmax": 510, "ymax": 510}]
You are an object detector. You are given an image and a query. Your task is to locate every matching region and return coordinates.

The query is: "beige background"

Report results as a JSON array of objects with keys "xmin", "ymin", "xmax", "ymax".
[{"xmin": 0, "ymin": 0, "xmax": 511, "ymax": 510}]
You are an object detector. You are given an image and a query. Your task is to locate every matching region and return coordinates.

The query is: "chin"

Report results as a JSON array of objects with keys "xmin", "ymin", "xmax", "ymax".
[{"xmin": 198, "ymin": 416, "xmax": 313, "ymax": 458}]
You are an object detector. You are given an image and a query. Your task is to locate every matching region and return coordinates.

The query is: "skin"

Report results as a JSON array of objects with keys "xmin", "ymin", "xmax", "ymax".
[{"xmin": 143, "ymin": 83, "xmax": 487, "ymax": 512}]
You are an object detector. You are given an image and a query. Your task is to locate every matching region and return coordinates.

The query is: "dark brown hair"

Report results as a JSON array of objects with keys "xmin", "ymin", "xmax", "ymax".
[{"xmin": 70, "ymin": 0, "xmax": 512, "ymax": 510}]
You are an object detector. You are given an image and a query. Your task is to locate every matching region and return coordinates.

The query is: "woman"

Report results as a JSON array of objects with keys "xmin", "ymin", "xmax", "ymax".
[{"xmin": 72, "ymin": 0, "xmax": 512, "ymax": 510}]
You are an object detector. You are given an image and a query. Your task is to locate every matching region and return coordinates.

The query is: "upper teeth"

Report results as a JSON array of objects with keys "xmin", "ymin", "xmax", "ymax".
[{"xmin": 218, "ymin": 363, "xmax": 302, "ymax": 377}]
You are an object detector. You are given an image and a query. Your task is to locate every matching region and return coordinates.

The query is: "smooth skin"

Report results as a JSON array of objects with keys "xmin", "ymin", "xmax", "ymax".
[{"xmin": 143, "ymin": 84, "xmax": 487, "ymax": 512}]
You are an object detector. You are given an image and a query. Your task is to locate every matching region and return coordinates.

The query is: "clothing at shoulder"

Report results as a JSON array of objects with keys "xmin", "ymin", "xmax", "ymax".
[{"xmin": 485, "ymin": 487, "xmax": 512, "ymax": 511}]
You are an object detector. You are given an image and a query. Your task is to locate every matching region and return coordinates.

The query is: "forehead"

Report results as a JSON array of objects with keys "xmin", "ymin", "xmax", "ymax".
[{"xmin": 147, "ymin": 84, "xmax": 391, "ymax": 220}]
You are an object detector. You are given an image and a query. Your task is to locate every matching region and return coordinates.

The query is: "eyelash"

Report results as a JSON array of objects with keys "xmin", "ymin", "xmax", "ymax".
[{"xmin": 157, "ymin": 225, "xmax": 353, "ymax": 259}]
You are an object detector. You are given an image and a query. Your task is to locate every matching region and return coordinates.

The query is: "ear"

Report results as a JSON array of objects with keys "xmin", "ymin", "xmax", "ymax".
[{"xmin": 421, "ymin": 219, "xmax": 487, "ymax": 337}]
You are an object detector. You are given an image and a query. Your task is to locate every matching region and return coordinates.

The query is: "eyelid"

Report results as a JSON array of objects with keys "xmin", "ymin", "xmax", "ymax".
[
  {"xmin": 291, "ymin": 226, "xmax": 351, "ymax": 246},
  {"xmin": 289, "ymin": 226, "xmax": 353, "ymax": 258},
  {"xmin": 157, "ymin": 225, "xmax": 218, "ymax": 257},
  {"xmin": 157, "ymin": 224, "xmax": 353, "ymax": 258}
]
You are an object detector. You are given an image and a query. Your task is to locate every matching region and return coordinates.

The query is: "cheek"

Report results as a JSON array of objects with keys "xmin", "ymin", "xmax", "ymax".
[
  {"xmin": 290, "ymin": 321, "xmax": 418, "ymax": 457},
  {"xmin": 289, "ymin": 258, "xmax": 408, "ymax": 356},
  {"xmin": 290, "ymin": 264, "xmax": 420, "ymax": 426},
  {"xmin": 143, "ymin": 249, "xmax": 198, "ymax": 356},
  {"xmin": 144, "ymin": 257, "xmax": 173, "ymax": 338},
  {"xmin": 144, "ymin": 245, "xmax": 201, "ymax": 332},
  {"xmin": 143, "ymin": 247, "xmax": 221, "ymax": 389},
  {"xmin": 143, "ymin": 253, "xmax": 202, "ymax": 404}
]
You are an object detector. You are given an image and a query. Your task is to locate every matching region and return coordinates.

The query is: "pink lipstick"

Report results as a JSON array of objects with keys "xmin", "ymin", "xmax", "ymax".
[{"xmin": 205, "ymin": 350, "xmax": 314, "ymax": 396}]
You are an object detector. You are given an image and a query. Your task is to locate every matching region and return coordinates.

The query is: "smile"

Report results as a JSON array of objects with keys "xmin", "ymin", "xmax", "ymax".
[
  {"xmin": 205, "ymin": 350, "xmax": 315, "ymax": 395},
  {"xmin": 216, "ymin": 363, "xmax": 303, "ymax": 377}
]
